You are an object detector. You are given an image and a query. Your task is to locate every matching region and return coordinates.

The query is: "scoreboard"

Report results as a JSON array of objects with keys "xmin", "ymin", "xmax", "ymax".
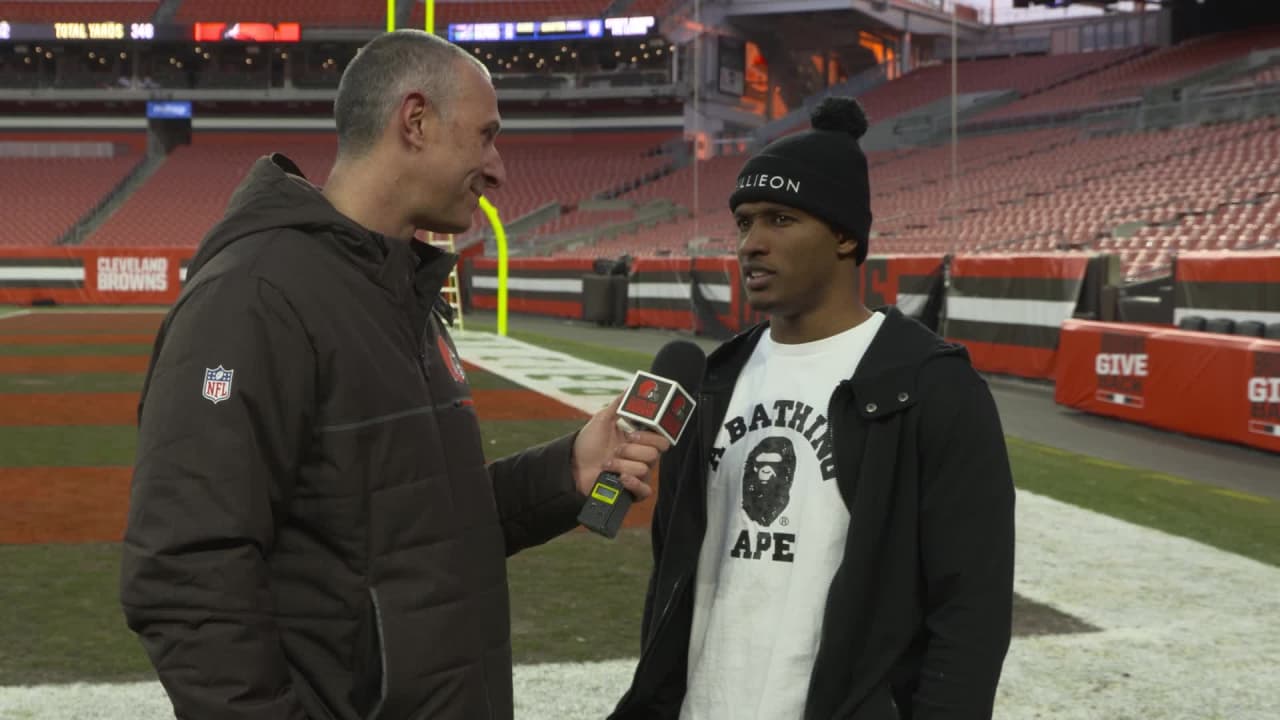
[{"xmin": 448, "ymin": 15, "xmax": 655, "ymax": 43}]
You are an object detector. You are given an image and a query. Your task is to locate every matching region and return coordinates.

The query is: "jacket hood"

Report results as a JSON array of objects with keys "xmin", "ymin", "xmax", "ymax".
[{"xmin": 186, "ymin": 153, "xmax": 385, "ymax": 281}]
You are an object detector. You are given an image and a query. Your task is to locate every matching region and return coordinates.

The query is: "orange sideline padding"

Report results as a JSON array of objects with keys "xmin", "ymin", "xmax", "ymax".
[
  {"xmin": 0, "ymin": 247, "xmax": 193, "ymax": 305},
  {"xmin": 1055, "ymin": 319, "xmax": 1280, "ymax": 453},
  {"xmin": 468, "ymin": 257, "xmax": 595, "ymax": 319},
  {"xmin": 946, "ymin": 253, "xmax": 1093, "ymax": 379},
  {"xmin": 628, "ymin": 256, "xmax": 739, "ymax": 332},
  {"xmin": 1175, "ymin": 250, "xmax": 1280, "ymax": 283}
]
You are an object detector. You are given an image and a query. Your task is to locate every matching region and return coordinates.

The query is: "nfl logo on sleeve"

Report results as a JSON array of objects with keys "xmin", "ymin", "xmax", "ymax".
[{"xmin": 203, "ymin": 366, "xmax": 234, "ymax": 404}]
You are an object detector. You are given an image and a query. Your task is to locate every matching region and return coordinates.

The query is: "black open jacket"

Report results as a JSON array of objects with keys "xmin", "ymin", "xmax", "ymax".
[{"xmin": 611, "ymin": 307, "xmax": 1015, "ymax": 720}]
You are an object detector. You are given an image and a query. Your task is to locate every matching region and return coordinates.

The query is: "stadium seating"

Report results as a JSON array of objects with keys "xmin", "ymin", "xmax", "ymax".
[
  {"xmin": 84, "ymin": 134, "xmax": 337, "ymax": 247},
  {"xmin": 475, "ymin": 131, "xmax": 674, "ymax": 222},
  {"xmin": 856, "ymin": 49, "xmax": 1140, "ymax": 122},
  {"xmin": 977, "ymin": 27, "xmax": 1280, "ymax": 121},
  {"xmin": 175, "ymin": 0, "xmax": 385, "ymax": 27},
  {"xmin": 83, "ymin": 131, "xmax": 675, "ymax": 248},
  {"xmin": 1, "ymin": 157, "xmax": 142, "ymax": 246},
  {"xmin": 564, "ymin": 117, "xmax": 1280, "ymax": 280},
  {"xmin": 0, "ymin": 2, "xmax": 158, "ymax": 23},
  {"xmin": 1, "ymin": 133, "xmax": 148, "ymax": 246}
]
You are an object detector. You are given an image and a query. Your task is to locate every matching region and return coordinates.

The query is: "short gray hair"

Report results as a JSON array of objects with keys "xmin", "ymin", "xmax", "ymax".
[{"xmin": 334, "ymin": 30, "xmax": 487, "ymax": 157}]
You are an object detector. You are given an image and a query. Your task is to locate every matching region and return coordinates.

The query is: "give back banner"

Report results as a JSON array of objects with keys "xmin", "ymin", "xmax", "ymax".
[{"xmin": 1055, "ymin": 319, "xmax": 1280, "ymax": 453}]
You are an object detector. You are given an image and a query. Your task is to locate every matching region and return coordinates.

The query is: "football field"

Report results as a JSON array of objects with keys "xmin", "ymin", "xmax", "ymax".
[{"xmin": 1, "ymin": 308, "xmax": 1277, "ymax": 719}]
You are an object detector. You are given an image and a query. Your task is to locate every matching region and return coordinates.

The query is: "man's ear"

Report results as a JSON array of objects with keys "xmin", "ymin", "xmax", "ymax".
[
  {"xmin": 399, "ymin": 91, "xmax": 437, "ymax": 151},
  {"xmin": 835, "ymin": 231, "xmax": 859, "ymax": 261}
]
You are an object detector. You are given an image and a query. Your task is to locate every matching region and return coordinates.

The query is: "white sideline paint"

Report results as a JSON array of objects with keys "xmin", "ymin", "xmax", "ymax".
[
  {"xmin": 451, "ymin": 328, "xmax": 636, "ymax": 414},
  {"xmin": 2, "ymin": 331, "xmax": 1276, "ymax": 719},
  {"xmin": 0, "ymin": 308, "xmax": 166, "ymax": 319}
]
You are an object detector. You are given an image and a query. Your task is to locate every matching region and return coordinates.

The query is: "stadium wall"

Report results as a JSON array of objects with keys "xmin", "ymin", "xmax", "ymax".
[{"xmin": 5, "ymin": 247, "xmax": 1277, "ymax": 452}]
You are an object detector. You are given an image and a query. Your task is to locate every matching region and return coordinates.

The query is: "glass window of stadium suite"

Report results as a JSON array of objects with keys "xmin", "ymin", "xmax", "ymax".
[
  {"xmin": 0, "ymin": 42, "xmax": 291, "ymax": 90},
  {"xmin": 136, "ymin": 43, "xmax": 281, "ymax": 90},
  {"xmin": 0, "ymin": 44, "xmax": 48, "ymax": 89},
  {"xmin": 293, "ymin": 42, "xmax": 361, "ymax": 89},
  {"xmin": 467, "ymin": 34, "xmax": 672, "ymax": 90},
  {"xmin": 0, "ymin": 43, "xmax": 131, "ymax": 90},
  {"xmin": 280, "ymin": 35, "xmax": 671, "ymax": 90}
]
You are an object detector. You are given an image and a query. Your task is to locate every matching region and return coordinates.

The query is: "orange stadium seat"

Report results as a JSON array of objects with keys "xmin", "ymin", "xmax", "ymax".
[
  {"xmin": 0, "ymin": 158, "xmax": 141, "ymax": 246},
  {"xmin": 84, "ymin": 133, "xmax": 337, "ymax": 247},
  {"xmin": 0, "ymin": 133, "xmax": 148, "ymax": 246},
  {"xmin": 0, "ymin": 1, "xmax": 158, "ymax": 22},
  {"xmin": 855, "ymin": 49, "xmax": 1141, "ymax": 122},
  {"xmin": 563, "ymin": 117, "xmax": 1280, "ymax": 280},
  {"xmin": 175, "ymin": 0, "xmax": 385, "ymax": 26},
  {"xmin": 82, "ymin": 131, "xmax": 676, "ymax": 248},
  {"xmin": 977, "ymin": 27, "xmax": 1280, "ymax": 121}
]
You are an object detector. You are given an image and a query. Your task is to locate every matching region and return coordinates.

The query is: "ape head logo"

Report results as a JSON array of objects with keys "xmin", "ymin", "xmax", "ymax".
[{"xmin": 742, "ymin": 436, "xmax": 796, "ymax": 526}]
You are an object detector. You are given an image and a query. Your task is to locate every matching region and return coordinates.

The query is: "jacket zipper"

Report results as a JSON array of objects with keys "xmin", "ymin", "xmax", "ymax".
[
  {"xmin": 826, "ymin": 382, "xmax": 847, "ymax": 484},
  {"xmin": 413, "ymin": 312, "xmax": 431, "ymax": 384},
  {"xmin": 633, "ymin": 575, "xmax": 686, "ymax": 675}
]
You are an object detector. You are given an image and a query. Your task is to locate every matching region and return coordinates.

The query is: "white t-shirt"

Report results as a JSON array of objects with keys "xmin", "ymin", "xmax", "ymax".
[{"xmin": 680, "ymin": 312, "xmax": 886, "ymax": 720}]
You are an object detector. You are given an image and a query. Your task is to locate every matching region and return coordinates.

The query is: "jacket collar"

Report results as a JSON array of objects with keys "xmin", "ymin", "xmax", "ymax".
[
  {"xmin": 704, "ymin": 306, "xmax": 967, "ymax": 418},
  {"xmin": 373, "ymin": 230, "xmax": 459, "ymax": 313}
]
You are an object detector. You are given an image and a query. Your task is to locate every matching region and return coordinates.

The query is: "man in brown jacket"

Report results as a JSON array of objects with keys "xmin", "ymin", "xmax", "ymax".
[{"xmin": 120, "ymin": 30, "xmax": 669, "ymax": 720}]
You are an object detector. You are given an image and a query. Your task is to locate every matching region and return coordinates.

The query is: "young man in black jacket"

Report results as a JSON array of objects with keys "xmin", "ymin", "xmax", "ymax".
[
  {"xmin": 611, "ymin": 97, "xmax": 1016, "ymax": 720},
  {"xmin": 119, "ymin": 30, "xmax": 670, "ymax": 720}
]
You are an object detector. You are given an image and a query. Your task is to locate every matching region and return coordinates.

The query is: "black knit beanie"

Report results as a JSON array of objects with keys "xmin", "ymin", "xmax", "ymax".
[{"xmin": 728, "ymin": 96, "xmax": 873, "ymax": 265}]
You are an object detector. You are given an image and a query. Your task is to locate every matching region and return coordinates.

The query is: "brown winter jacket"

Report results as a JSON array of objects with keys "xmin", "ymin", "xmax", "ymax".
[{"xmin": 120, "ymin": 154, "xmax": 586, "ymax": 720}]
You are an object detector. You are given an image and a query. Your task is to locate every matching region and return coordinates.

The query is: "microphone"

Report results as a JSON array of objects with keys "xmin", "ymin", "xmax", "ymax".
[{"xmin": 578, "ymin": 339, "xmax": 707, "ymax": 539}]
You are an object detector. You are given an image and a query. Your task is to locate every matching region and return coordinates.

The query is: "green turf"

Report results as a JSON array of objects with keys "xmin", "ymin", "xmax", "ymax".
[
  {"xmin": 0, "ymin": 531, "xmax": 651, "ymax": 686},
  {"xmin": 0, "ymin": 543, "xmax": 154, "ymax": 685},
  {"xmin": 0, "ymin": 427, "xmax": 139, "ymax": 467},
  {"xmin": 0, "ymin": 373, "xmax": 145, "ymax": 394},
  {"xmin": 0, "ymin": 344, "xmax": 153, "ymax": 356},
  {"xmin": 465, "ymin": 366, "xmax": 524, "ymax": 391},
  {"xmin": 509, "ymin": 528, "xmax": 653, "ymax": 663},
  {"xmin": 1007, "ymin": 436, "xmax": 1280, "ymax": 568},
  {"xmin": 0, "ymin": 306, "xmax": 169, "ymax": 315},
  {"xmin": 0, "ymin": 329, "xmax": 156, "ymax": 336},
  {"xmin": 0, "ymin": 420, "xmax": 587, "ymax": 469},
  {"xmin": 482, "ymin": 419, "xmax": 586, "ymax": 460}
]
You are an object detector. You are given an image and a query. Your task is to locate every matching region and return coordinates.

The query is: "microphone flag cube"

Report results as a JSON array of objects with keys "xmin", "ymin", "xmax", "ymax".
[{"xmin": 617, "ymin": 370, "xmax": 697, "ymax": 445}]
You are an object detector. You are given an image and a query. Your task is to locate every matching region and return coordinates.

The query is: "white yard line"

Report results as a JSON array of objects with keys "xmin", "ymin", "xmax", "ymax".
[
  {"xmin": 452, "ymin": 328, "xmax": 636, "ymax": 414},
  {"xmin": 2, "ymin": 332, "xmax": 1276, "ymax": 719}
]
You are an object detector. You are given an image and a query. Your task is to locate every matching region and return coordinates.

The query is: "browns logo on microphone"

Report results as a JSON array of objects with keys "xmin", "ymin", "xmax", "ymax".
[
  {"xmin": 618, "ymin": 370, "xmax": 697, "ymax": 445},
  {"xmin": 621, "ymin": 372, "xmax": 674, "ymax": 424}
]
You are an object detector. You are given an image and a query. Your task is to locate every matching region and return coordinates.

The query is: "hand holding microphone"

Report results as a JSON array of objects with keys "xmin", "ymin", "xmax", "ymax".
[{"xmin": 577, "ymin": 340, "xmax": 706, "ymax": 539}]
